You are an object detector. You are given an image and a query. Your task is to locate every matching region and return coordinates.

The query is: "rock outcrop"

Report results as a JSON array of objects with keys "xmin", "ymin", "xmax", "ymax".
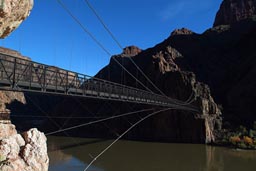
[
  {"xmin": 0, "ymin": 0, "xmax": 33, "ymax": 38},
  {"xmin": 0, "ymin": 91, "xmax": 26, "ymax": 114},
  {"xmin": 214, "ymin": 0, "xmax": 256, "ymax": 26},
  {"xmin": 171, "ymin": 28, "xmax": 195, "ymax": 36},
  {"xmin": 0, "ymin": 127, "xmax": 49, "ymax": 171},
  {"xmin": 92, "ymin": 0, "xmax": 256, "ymax": 142},
  {"xmin": 95, "ymin": 41, "xmax": 222, "ymax": 143},
  {"xmin": 168, "ymin": 19, "xmax": 256, "ymax": 126},
  {"xmin": 0, "ymin": 47, "xmax": 28, "ymax": 121},
  {"xmin": 122, "ymin": 46, "xmax": 142, "ymax": 56},
  {"xmin": 0, "ymin": 47, "xmax": 31, "ymax": 60}
]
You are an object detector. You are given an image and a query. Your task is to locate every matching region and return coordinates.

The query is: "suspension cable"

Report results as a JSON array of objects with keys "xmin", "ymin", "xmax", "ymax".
[
  {"xmin": 10, "ymin": 114, "xmax": 108, "ymax": 119},
  {"xmin": 45, "ymin": 108, "xmax": 154, "ymax": 135},
  {"xmin": 83, "ymin": 0, "xmax": 198, "ymax": 107},
  {"xmin": 24, "ymin": 94, "xmax": 63, "ymax": 130},
  {"xmin": 56, "ymin": 0, "xmax": 155, "ymax": 93},
  {"xmin": 68, "ymin": 96, "xmax": 121, "ymax": 137},
  {"xmin": 84, "ymin": 108, "xmax": 173, "ymax": 171},
  {"xmin": 56, "ymin": 0, "xmax": 198, "ymax": 108},
  {"xmin": 24, "ymin": 93, "xmax": 80, "ymax": 145},
  {"xmin": 83, "ymin": 0, "xmax": 168, "ymax": 97}
]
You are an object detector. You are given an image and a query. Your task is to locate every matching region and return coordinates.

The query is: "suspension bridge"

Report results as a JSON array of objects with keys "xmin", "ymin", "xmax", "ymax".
[
  {"xmin": 0, "ymin": 52, "xmax": 197, "ymax": 111},
  {"xmin": 0, "ymin": 1, "xmax": 202, "ymax": 170},
  {"xmin": 0, "ymin": 50, "xmax": 199, "ymax": 171}
]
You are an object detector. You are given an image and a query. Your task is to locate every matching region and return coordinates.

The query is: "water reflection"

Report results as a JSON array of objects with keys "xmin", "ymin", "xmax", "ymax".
[{"xmin": 48, "ymin": 136, "xmax": 256, "ymax": 171}]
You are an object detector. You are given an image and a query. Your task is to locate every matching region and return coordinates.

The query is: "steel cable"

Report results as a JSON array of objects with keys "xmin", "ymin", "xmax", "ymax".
[
  {"xmin": 45, "ymin": 108, "xmax": 155, "ymax": 135},
  {"xmin": 83, "ymin": 108, "xmax": 173, "ymax": 171}
]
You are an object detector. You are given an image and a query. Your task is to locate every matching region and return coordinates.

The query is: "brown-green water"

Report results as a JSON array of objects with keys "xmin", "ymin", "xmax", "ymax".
[{"xmin": 48, "ymin": 136, "xmax": 256, "ymax": 171}]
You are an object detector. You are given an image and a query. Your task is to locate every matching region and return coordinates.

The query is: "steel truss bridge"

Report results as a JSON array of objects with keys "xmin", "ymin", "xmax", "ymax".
[{"xmin": 0, "ymin": 52, "xmax": 197, "ymax": 111}]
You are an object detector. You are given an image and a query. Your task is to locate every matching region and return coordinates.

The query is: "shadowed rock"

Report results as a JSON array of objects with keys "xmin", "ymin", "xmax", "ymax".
[{"xmin": 214, "ymin": 0, "xmax": 256, "ymax": 27}]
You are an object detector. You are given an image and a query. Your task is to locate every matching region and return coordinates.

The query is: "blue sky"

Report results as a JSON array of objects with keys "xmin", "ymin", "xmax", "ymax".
[{"xmin": 0, "ymin": 0, "xmax": 222, "ymax": 76}]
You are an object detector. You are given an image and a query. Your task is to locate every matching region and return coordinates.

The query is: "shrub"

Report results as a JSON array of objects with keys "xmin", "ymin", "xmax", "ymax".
[
  {"xmin": 229, "ymin": 136, "xmax": 241, "ymax": 145},
  {"xmin": 221, "ymin": 124, "xmax": 256, "ymax": 149},
  {"xmin": 243, "ymin": 136, "xmax": 253, "ymax": 145}
]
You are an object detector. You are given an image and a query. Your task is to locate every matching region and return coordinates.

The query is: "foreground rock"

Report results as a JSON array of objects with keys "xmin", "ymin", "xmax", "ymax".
[
  {"xmin": 0, "ymin": 0, "xmax": 33, "ymax": 38},
  {"xmin": 0, "ymin": 124, "xmax": 49, "ymax": 171},
  {"xmin": 0, "ymin": 122, "xmax": 17, "ymax": 139},
  {"xmin": 0, "ymin": 48, "xmax": 57, "ymax": 171}
]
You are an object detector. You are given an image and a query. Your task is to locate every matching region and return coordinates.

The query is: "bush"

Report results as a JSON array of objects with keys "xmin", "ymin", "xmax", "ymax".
[
  {"xmin": 243, "ymin": 136, "xmax": 253, "ymax": 145},
  {"xmin": 220, "ymin": 123, "xmax": 256, "ymax": 149},
  {"xmin": 229, "ymin": 136, "xmax": 241, "ymax": 145}
]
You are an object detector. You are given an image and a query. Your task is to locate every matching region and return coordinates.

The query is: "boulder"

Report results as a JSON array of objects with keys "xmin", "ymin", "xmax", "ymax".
[
  {"xmin": 0, "ymin": 128, "xmax": 49, "ymax": 171},
  {"xmin": 0, "ymin": 134, "xmax": 25, "ymax": 160},
  {"xmin": 0, "ymin": 0, "xmax": 33, "ymax": 38},
  {"xmin": 0, "ymin": 123, "xmax": 17, "ymax": 139}
]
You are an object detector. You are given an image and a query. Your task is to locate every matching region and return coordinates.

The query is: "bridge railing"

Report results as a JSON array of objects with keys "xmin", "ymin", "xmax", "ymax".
[{"xmin": 0, "ymin": 52, "xmax": 175, "ymax": 106}]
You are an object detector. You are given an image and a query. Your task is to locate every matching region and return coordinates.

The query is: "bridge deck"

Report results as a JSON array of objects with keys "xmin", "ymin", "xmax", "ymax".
[{"xmin": 0, "ymin": 52, "xmax": 197, "ymax": 111}]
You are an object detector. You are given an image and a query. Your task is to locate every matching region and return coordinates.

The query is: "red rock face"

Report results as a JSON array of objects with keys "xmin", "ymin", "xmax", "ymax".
[
  {"xmin": 0, "ymin": 47, "xmax": 31, "ymax": 60},
  {"xmin": 171, "ymin": 28, "xmax": 194, "ymax": 36},
  {"xmin": 122, "ymin": 46, "xmax": 142, "ymax": 56},
  {"xmin": 214, "ymin": 0, "xmax": 256, "ymax": 27}
]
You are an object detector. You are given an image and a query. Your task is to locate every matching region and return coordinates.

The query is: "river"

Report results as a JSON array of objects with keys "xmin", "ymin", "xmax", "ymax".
[{"xmin": 47, "ymin": 136, "xmax": 256, "ymax": 171}]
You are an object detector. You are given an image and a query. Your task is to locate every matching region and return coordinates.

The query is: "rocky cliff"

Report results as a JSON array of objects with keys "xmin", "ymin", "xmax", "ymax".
[
  {"xmin": 214, "ymin": 0, "xmax": 256, "ymax": 26},
  {"xmin": 0, "ymin": 47, "xmax": 29, "ymax": 117},
  {"xmin": 167, "ymin": 19, "xmax": 256, "ymax": 126},
  {"xmin": 94, "ymin": 0, "xmax": 256, "ymax": 141},
  {"xmin": 0, "ymin": 0, "xmax": 33, "ymax": 38},
  {"xmin": 95, "ymin": 41, "xmax": 222, "ymax": 143}
]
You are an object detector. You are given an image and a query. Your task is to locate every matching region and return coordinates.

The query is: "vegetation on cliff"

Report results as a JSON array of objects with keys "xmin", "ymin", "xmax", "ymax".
[{"xmin": 220, "ymin": 122, "xmax": 256, "ymax": 149}]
